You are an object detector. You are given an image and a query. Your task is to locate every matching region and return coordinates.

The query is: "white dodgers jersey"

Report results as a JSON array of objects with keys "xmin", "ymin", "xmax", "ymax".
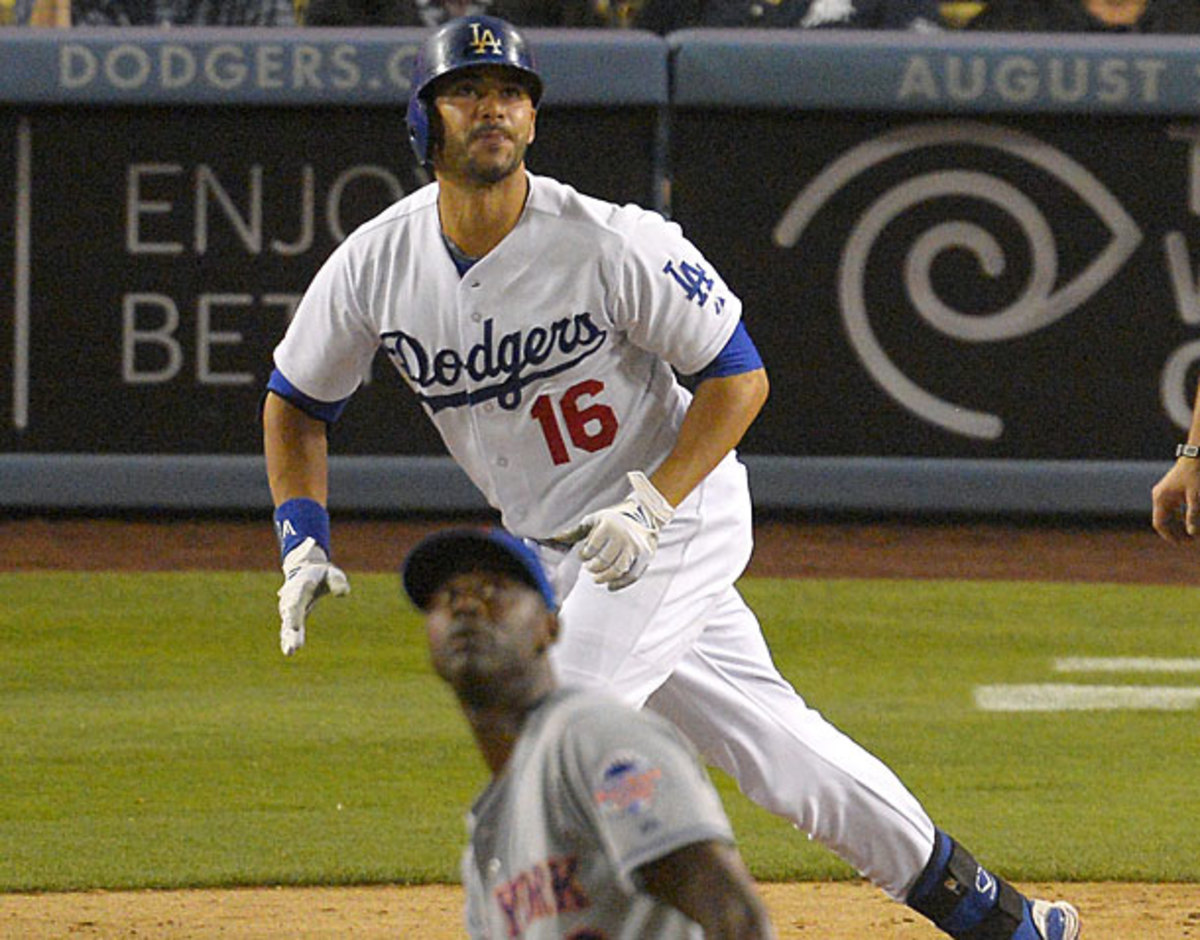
[{"xmin": 273, "ymin": 174, "xmax": 743, "ymax": 538}]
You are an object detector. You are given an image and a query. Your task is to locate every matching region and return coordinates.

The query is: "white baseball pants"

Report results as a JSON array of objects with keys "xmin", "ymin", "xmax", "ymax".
[{"xmin": 541, "ymin": 454, "xmax": 936, "ymax": 901}]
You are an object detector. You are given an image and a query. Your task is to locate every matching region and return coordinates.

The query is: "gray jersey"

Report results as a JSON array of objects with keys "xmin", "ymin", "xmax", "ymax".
[{"xmin": 461, "ymin": 688, "xmax": 735, "ymax": 939}]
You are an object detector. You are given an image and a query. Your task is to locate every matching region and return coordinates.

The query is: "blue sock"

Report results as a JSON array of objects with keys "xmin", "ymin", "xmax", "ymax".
[{"xmin": 907, "ymin": 830, "xmax": 1037, "ymax": 939}]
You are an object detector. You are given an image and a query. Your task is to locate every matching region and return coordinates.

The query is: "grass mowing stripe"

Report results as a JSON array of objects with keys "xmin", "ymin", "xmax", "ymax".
[
  {"xmin": 975, "ymin": 684, "xmax": 1200, "ymax": 710},
  {"xmin": 1, "ymin": 572, "xmax": 1196, "ymax": 889},
  {"xmin": 1054, "ymin": 656, "xmax": 1200, "ymax": 673}
]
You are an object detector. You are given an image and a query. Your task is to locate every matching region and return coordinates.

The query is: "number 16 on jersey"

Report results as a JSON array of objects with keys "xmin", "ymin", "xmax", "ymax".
[{"xmin": 531, "ymin": 379, "xmax": 618, "ymax": 466}]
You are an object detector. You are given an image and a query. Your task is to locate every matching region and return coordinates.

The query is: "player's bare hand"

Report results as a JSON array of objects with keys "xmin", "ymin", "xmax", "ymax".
[
  {"xmin": 1151, "ymin": 457, "xmax": 1200, "ymax": 544},
  {"xmin": 277, "ymin": 537, "xmax": 350, "ymax": 655},
  {"xmin": 554, "ymin": 471, "xmax": 674, "ymax": 591}
]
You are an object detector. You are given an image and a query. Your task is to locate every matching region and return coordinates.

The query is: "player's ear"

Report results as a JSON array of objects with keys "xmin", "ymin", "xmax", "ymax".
[
  {"xmin": 426, "ymin": 100, "xmax": 446, "ymax": 163},
  {"xmin": 527, "ymin": 108, "xmax": 536, "ymax": 147},
  {"xmin": 533, "ymin": 612, "xmax": 557, "ymax": 658}
]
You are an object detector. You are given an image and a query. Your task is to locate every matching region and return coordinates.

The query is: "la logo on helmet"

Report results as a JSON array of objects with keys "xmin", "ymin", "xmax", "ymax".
[{"xmin": 468, "ymin": 23, "xmax": 503, "ymax": 56}]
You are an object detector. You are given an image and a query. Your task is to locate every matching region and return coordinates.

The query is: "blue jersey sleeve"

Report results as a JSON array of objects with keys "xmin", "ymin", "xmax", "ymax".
[
  {"xmin": 266, "ymin": 367, "xmax": 351, "ymax": 424},
  {"xmin": 694, "ymin": 321, "xmax": 764, "ymax": 381}
]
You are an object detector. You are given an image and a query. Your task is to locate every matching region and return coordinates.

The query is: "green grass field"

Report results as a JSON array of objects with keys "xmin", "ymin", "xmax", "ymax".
[{"xmin": 1, "ymin": 572, "xmax": 1196, "ymax": 892}]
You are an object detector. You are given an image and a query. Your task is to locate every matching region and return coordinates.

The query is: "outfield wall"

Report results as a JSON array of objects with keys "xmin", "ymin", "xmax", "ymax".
[{"xmin": 2, "ymin": 29, "xmax": 1196, "ymax": 515}]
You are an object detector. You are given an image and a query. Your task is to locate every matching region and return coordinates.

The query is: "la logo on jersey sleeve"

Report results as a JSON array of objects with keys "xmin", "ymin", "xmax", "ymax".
[{"xmin": 662, "ymin": 257, "xmax": 727, "ymax": 316}]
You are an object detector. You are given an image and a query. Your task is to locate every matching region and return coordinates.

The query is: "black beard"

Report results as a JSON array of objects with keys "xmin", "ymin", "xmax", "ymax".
[{"xmin": 465, "ymin": 153, "xmax": 521, "ymax": 186}]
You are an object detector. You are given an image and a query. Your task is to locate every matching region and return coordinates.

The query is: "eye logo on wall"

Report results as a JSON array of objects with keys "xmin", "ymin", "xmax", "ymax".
[{"xmin": 772, "ymin": 120, "xmax": 1142, "ymax": 440}]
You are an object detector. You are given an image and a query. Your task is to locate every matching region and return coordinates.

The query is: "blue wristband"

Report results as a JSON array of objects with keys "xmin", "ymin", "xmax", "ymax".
[{"xmin": 274, "ymin": 498, "xmax": 331, "ymax": 559}]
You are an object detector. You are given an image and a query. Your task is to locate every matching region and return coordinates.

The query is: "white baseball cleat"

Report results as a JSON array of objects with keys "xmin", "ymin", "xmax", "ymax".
[{"xmin": 1031, "ymin": 899, "xmax": 1081, "ymax": 940}]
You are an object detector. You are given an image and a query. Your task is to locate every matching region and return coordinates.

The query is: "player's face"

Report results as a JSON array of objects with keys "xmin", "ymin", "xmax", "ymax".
[
  {"xmin": 425, "ymin": 569, "xmax": 555, "ymax": 708},
  {"xmin": 432, "ymin": 66, "xmax": 537, "ymax": 186}
]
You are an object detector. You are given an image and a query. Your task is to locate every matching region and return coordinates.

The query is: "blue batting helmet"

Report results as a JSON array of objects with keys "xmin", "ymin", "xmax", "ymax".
[{"xmin": 406, "ymin": 15, "xmax": 544, "ymax": 169}]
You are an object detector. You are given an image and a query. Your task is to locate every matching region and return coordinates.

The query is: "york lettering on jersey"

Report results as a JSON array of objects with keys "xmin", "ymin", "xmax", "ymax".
[
  {"xmin": 381, "ymin": 313, "xmax": 608, "ymax": 413},
  {"xmin": 493, "ymin": 855, "xmax": 589, "ymax": 938}
]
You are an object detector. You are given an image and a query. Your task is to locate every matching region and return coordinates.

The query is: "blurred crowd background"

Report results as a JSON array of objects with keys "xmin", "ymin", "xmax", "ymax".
[{"xmin": 2, "ymin": 0, "xmax": 1199, "ymax": 38}]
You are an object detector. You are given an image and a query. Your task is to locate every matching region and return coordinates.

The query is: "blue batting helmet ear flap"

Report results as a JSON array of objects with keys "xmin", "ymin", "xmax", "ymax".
[
  {"xmin": 406, "ymin": 92, "xmax": 432, "ymax": 170},
  {"xmin": 406, "ymin": 14, "xmax": 543, "ymax": 169}
]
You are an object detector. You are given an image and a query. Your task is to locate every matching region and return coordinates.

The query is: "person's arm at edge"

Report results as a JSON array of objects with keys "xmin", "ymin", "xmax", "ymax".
[
  {"xmin": 639, "ymin": 840, "xmax": 777, "ymax": 940},
  {"xmin": 1152, "ymin": 385, "xmax": 1200, "ymax": 544}
]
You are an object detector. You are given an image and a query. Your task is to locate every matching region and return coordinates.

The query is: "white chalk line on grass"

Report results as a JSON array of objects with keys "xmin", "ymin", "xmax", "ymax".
[
  {"xmin": 976, "ymin": 657, "xmax": 1200, "ymax": 711},
  {"xmin": 975, "ymin": 684, "xmax": 1200, "ymax": 712},
  {"xmin": 1053, "ymin": 657, "xmax": 1200, "ymax": 673}
]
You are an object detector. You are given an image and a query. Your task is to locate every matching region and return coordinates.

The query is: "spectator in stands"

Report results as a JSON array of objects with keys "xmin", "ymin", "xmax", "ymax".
[
  {"xmin": 305, "ymin": 0, "xmax": 475, "ymax": 26},
  {"xmin": 70, "ymin": 0, "xmax": 294, "ymax": 24},
  {"xmin": 937, "ymin": 0, "xmax": 984, "ymax": 27},
  {"xmin": 305, "ymin": 0, "xmax": 635, "ymax": 27},
  {"xmin": 636, "ymin": 0, "xmax": 942, "ymax": 34},
  {"xmin": 8, "ymin": 0, "xmax": 71, "ymax": 23},
  {"xmin": 966, "ymin": 0, "xmax": 1200, "ymax": 31}
]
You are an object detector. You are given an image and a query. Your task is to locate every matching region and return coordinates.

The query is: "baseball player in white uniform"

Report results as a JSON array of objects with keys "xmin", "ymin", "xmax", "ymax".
[
  {"xmin": 401, "ymin": 526, "xmax": 777, "ymax": 939},
  {"xmin": 262, "ymin": 14, "xmax": 1081, "ymax": 940}
]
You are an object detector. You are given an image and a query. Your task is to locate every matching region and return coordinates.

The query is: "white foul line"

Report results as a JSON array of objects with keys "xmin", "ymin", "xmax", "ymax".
[
  {"xmin": 975, "ymin": 684, "xmax": 1200, "ymax": 712},
  {"xmin": 13, "ymin": 117, "xmax": 31, "ymax": 431},
  {"xmin": 1054, "ymin": 657, "xmax": 1200, "ymax": 674}
]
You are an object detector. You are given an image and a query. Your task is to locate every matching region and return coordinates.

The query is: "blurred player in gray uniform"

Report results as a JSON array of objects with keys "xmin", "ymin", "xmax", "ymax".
[
  {"xmin": 401, "ymin": 526, "xmax": 777, "ymax": 939},
  {"xmin": 263, "ymin": 14, "xmax": 1080, "ymax": 940}
]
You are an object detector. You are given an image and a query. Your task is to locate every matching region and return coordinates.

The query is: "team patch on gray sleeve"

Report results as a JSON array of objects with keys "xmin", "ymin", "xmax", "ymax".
[{"xmin": 592, "ymin": 751, "xmax": 664, "ymax": 818}]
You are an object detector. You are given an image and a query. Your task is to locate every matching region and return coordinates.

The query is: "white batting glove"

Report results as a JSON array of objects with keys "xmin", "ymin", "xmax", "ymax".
[
  {"xmin": 555, "ymin": 471, "xmax": 675, "ymax": 591},
  {"xmin": 277, "ymin": 537, "xmax": 350, "ymax": 656}
]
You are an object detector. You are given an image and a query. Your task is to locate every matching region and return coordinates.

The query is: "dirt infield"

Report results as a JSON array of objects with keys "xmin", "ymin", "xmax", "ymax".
[
  {"xmin": 4, "ymin": 513, "xmax": 1200, "ymax": 937},
  {"xmin": 2, "ymin": 881, "xmax": 1199, "ymax": 939},
  {"xmin": 5, "ymin": 514, "xmax": 1200, "ymax": 583}
]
